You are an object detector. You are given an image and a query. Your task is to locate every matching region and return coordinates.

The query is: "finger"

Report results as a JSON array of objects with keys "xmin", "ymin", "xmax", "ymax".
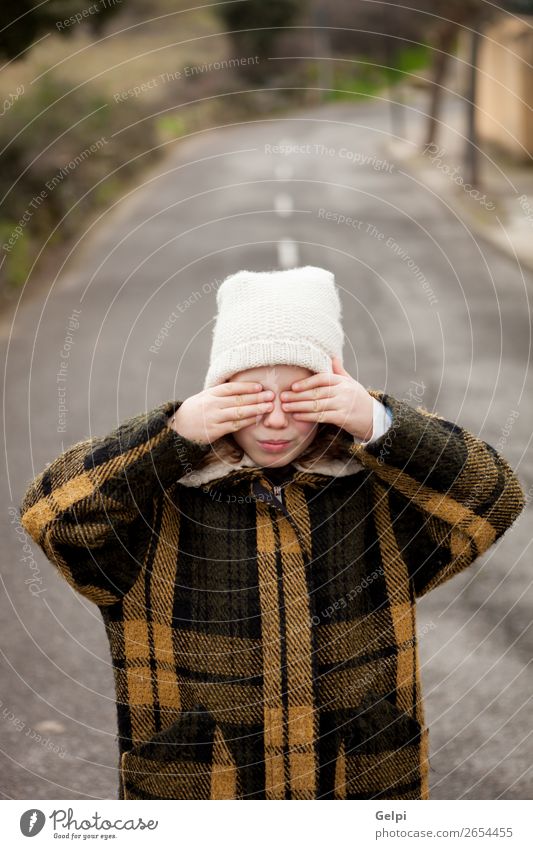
[
  {"xmin": 219, "ymin": 401, "xmax": 273, "ymax": 421},
  {"xmin": 226, "ymin": 411, "xmax": 274, "ymax": 432},
  {"xmin": 282, "ymin": 398, "xmax": 334, "ymax": 411},
  {"xmin": 281, "ymin": 386, "xmax": 335, "ymax": 401},
  {"xmin": 218, "ymin": 390, "xmax": 273, "ymax": 407},
  {"xmin": 289, "ymin": 373, "xmax": 340, "ymax": 392},
  {"xmin": 293, "ymin": 410, "xmax": 331, "ymax": 423},
  {"xmin": 216, "ymin": 381, "xmax": 264, "ymax": 394}
]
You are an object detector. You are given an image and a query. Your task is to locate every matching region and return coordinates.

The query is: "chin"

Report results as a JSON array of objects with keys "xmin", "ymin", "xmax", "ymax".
[
  {"xmin": 262, "ymin": 454, "xmax": 295, "ymax": 466},
  {"xmin": 258, "ymin": 446, "xmax": 302, "ymax": 466}
]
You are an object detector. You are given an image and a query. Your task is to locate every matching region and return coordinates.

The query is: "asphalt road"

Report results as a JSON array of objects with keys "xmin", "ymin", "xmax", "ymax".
[{"xmin": 1, "ymin": 96, "xmax": 531, "ymax": 800}]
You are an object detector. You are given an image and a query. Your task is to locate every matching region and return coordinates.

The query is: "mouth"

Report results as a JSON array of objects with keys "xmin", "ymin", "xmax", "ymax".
[{"xmin": 258, "ymin": 439, "xmax": 292, "ymax": 451}]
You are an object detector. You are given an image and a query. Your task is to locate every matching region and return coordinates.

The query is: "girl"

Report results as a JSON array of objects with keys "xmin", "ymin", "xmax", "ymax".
[{"xmin": 19, "ymin": 266, "xmax": 525, "ymax": 800}]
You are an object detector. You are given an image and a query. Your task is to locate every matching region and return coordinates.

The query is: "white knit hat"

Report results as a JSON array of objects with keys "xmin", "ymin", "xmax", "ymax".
[{"xmin": 203, "ymin": 265, "xmax": 344, "ymax": 389}]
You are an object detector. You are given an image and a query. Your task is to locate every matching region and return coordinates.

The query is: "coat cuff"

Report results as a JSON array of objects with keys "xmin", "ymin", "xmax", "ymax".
[{"xmin": 347, "ymin": 387, "xmax": 462, "ymax": 485}]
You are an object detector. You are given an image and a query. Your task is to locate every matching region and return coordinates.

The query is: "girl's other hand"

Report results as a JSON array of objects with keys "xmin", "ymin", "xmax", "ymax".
[
  {"xmin": 168, "ymin": 381, "xmax": 275, "ymax": 444},
  {"xmin": 280, "ymin": 355, "xmax": 374, "ymax": 441}
]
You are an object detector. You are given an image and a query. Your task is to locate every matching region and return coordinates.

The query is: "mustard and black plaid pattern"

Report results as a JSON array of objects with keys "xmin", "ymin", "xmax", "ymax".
[{"xmin": 18, "ymin": 390, "xmax": 525, "ymax": 799}]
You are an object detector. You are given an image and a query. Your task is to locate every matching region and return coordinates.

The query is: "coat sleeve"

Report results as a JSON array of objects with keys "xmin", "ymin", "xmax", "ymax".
[
  {"xmin": 18, "ymin": 399, "xmax": 212, "ymax": 607},
  {"xmin": 349, "ymin": 387, "xmax": 526, "ymax": 599}
]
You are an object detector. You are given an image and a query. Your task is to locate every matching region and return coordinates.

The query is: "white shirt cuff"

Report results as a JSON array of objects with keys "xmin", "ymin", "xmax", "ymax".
[{"xmin": 354, "ymin": 398, "xmax": 393, "ymax": 446}]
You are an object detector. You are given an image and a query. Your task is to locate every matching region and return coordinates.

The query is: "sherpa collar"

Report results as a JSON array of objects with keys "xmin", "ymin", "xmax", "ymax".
[{"xmin": 176, "ymin": 436, "xmax": 365, "ymax": 489}]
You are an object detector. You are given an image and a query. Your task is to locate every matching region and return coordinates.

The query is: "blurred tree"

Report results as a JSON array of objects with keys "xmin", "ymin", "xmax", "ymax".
[
  {"xmin": 306, "ymin": 0, "xmax": 431, "ymax": 106},
  {"xmin": 500, "ymin": 0, "xmax": 533, "ymax": 9},
  {"xmin": 311, "ymin": 0, "xmax": 429, "ymax": 57},
  {"xmin": 0, "ymin": 0, "xmax": 124, "ymax": 60},
  {"xmin": 414, "ymin": 1, "xmax": 496, "ymax": 151},
  {"xmin": 417, "ymin": 0, "xmax": 533, "ymax": 182},
  {"xmin": 318, "ymin": 1, "xmax": 533, "ymax": 183},
  {"xmin": 215, "ymin": 0, "xmax": 308, "ymax": 81}
]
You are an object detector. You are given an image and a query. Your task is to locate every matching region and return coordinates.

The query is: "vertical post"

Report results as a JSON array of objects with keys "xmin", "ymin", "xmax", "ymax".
[
  {"xmin": 384, "ymin": 35, "xmax": 405, "ymax": 140},
  {"xmin": 465, "ymin": 25, "xmax": 481, "ymax": 187},
  {"xmin": 312, "ymin": 3, "xmax": 333, "ymax": 103}
]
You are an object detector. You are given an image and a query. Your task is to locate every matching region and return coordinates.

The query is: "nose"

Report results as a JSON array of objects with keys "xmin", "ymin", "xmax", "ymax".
[{"xmin": 262, "ymin": 393, "xmax": 289, "ymax": 428}]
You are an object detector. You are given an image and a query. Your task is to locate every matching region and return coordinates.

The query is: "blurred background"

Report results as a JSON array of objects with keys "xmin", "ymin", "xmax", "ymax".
[{"xmin": 0, "ymin": 0, "xmax": 531, "ymax": 799}]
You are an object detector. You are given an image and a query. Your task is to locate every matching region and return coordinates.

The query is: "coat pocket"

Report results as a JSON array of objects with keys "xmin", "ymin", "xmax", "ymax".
[
  {"xmin": 334, "ymin": 693, "xmax": 428, "ymax": 800},
  {"xmin": 121, "ymin": 704, "xmax": 240, "ymax": 800}
]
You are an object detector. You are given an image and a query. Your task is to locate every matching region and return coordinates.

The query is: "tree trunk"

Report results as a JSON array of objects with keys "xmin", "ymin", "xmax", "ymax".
[
  {"xmin": 464, "ymin": 25, "xmax": 481, "ymax": 187},
  {"xmin": 424, "ymin": 22, "xmax": 459, "ymax": 149}
]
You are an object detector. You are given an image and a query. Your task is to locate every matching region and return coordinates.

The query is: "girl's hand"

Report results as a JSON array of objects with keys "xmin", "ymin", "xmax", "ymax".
[
  {"xmin": 168, "ymin": 381, "xmax": 275, "ymax": 444},
  {"xmin": 280, "ymin": 356, "xmax": 374, "ymax": 440}
]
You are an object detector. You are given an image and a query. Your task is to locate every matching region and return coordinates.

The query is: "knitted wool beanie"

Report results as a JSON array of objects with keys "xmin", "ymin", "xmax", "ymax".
[{"xmin": 203, "ymin": 266, "xmax": 344, "ymax": 389}]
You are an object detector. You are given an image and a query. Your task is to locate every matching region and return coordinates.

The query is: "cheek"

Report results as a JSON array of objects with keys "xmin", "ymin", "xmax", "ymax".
[
  {"xmin": 294, "ymin": 420, "xmax": 317, "ymax": 437},
  {"xmin": 231, "ymin": 430, "xmax": 247, "ymax": 449}
]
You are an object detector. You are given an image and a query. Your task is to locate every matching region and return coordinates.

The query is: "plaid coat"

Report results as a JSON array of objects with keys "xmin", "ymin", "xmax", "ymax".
[{"xmin": 18, "ymin": 388, "xmax": 525, "ymax": 800}]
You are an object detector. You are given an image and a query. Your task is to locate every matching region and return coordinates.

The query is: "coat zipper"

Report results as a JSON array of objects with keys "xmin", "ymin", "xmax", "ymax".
[{"xmin": 258, "ymin": 477, "xmax": 309, "ymax": 568}]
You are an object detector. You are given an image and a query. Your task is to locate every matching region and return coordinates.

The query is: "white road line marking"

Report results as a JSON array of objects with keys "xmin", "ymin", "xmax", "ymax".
[
  {"xmin": 278, "ymin": 238, "xmax": 299, "ymax": 268},
  {"xmin": 274, "ymin": 193, "xmax": 294, "ymax": 217},
  {"xmin": 275, "ymin": 163, "xmax": 293, "ymax": 180}
]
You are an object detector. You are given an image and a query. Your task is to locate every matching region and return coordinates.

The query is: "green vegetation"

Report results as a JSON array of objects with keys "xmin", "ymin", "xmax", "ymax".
[
  {"xmin": 324, "ymin": 44, "xmax": 430, "ymax": 102},
  {"xmin": 0, "ymin": 0, "xmax": 431, "ymax": 301},
  {"xmin": 0, "ymin": 72, "xmax": 161, "ymax": 294}
]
